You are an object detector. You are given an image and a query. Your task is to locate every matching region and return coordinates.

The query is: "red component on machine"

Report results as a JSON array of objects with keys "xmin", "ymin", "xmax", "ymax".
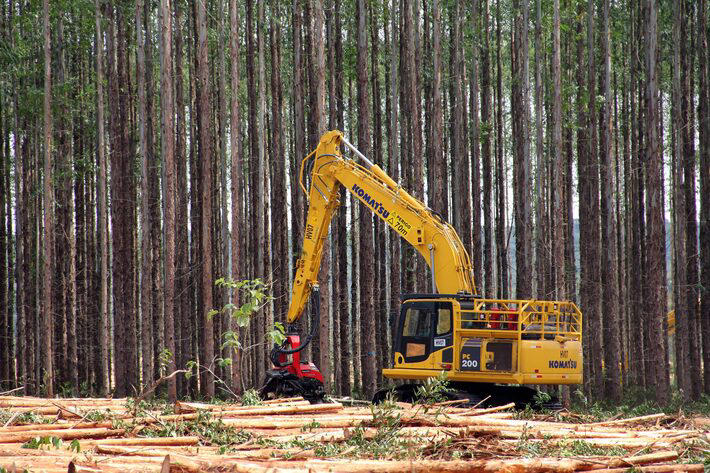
[
  {"xmin": 489, "ymin": 307, "xmax": 519, "ymax": 330},
  {"xmin": 276, "ymin": 334, "xmax": 325, "ymax": 384}
]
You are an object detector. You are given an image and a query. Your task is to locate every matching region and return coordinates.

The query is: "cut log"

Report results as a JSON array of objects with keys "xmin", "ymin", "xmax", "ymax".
[
  {"xmin": 94, "ymin": 436, "xmax": 200, "ymax": 447},
  {"xmin": 0, "ymin": 427, "xmax": 124, "ymax": 443},
  {"xmin": 588, "ymin": 413, "xmax": 666, "ymax": 426}
]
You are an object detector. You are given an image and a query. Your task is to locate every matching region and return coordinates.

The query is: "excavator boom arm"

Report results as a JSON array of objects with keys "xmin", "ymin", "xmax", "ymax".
[{"xmin": 287, "ymin": 130, "xmax": 477, "ymax": 324}]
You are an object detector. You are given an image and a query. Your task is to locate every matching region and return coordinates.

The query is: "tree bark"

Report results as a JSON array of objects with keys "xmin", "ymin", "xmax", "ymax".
[
  {"xmin": 495, "ymin": 0, "xmax": 508, "ymax": 298},
  {"xmin": 403, "ymin": 0, "xmax": 425, "ymax": 292},
  {"xmin": 469, "ymin": 0, "xmax": 481, "ymax": 293},
  {"xmin": 697, "ymin": 0, "xmax": 710, "ymax": 395},
  {"xmin": 533, "ymin": 0, "xmax": 546, "ymax": 297},
  {"xmin": 95, "ymin": 0, "xmax": 110, "ymax": 396},
  {"xmin": 671, "ymin": 0, "xmax": 690, "ymax": 399},
  {"xmin": 196, "ymin": 0, "xmax": 214, "ymax": 397},
  {"xmin": 229, "ymin": 0, "xmax": 243, "ymax": 394},
  {"xmin": 579, "ymin": 0, "xmax": 603, "ymax": 399},
  {"xmin": 451, "ymin": 0, "xmax": 470, "ymax": 287},
  {"xmin": 480, "ymin": 0, "xmax": 493, "ymax": 297},
  {"xmin": 335, "ymin": 0, "xmax": 350, "ymax": 397},
  {"xmin": 136, "ymin": 0, "xmax": 154, "ymax": 392},
  {"xmin": 511, "ymin": 0, "xmax": 532, "ymax": 300},
  {"xmin": 644, "ymin": 0, "xmax": 669, "ymax": 404},
  {"xmin": 681, "ymin": 0, "xmax": 702, "ymax": 400},
  {"xmin": 160, "ymin": 0, "xmax": 177, "ymax": 401},
  {"xmin": 599, "ymin": 0, "xmax": 621, "ymax": 401},
  {"xmin": 356, "ymin": 0, "xmax": 376, "ymax": 398},
  {"xmin": 430, "ymin": 0, "xmax": 445, "ymax": 219}
]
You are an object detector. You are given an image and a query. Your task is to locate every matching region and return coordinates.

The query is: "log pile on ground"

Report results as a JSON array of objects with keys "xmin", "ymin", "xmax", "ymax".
[{"xmin": 0, "ymin": 394, "xmax": 707, "ymax": 472}]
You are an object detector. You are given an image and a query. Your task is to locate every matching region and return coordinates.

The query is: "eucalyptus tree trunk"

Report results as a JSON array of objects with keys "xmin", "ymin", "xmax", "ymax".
[
  {"xmin": 699, "ymin": 0, "xmax": 710, "ymax": 396},
  {"xmin": 356, "ymin": 0, "xmax": 376, "ymax": 398},
  {"xmin": 533, "ymin": 0, "xmax": 546, "ymax": 297},
  {"xmin": 229, "ymin": 0, "xmax": 243, "ymax": 393},
  {"xmin": 671, "ymin": 0, "xmax": 689, "ymax": 399},
  {"xmin": 430, "ymin": 0, "xmax": 445, "ymax": 219},
  {"xmin": 94, "ymin": 0, "xmax": 110, "ymax": 396},
  {"xmin": 160, "ymin": 0, "xmax": 177, "ymax": 401},
  {"xmin": 42, "ymin": 0, "xmax": 54, "ymax": 396},
  {"xmin": 494, "ymin": 0, "xmax": 508, "ymax": 298},
  {"xmin": 644, "ymin": 0, "xmax": 670, "ymax": 405},
  {"xmin": 681, "ymin": 0, "xmax": 702, "ymax": 400},
  {"xmin": 599, "ymin": 0, "xmax": 621, "ymax": 401},
  {"xmin": 480, "ymin": 0, "xmax": 493, "ymax": 296},
  {"xmin": 136, "ymin": 0, "xmax": 154, "ymax": 391},
  {"xmin": 196, "ymin": 0, "xmax": 214, "ymax": 397},
  {"xmin": 511, "ymin": 0, "xmax": 532, "ymax": 300}
]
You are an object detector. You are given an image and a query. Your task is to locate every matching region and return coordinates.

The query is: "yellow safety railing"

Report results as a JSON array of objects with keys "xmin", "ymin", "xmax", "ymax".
[{"xmin": 457, "ymin": 299, "xmax": 582, "ymax": 340}]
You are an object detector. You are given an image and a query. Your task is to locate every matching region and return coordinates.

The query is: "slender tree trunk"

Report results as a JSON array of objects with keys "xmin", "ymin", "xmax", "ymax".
[
  {"xmin": 469, "ymin": 0, "xmax": 481, "ymax": 293},
  {"xmin": 336, "ymin": 0, "xmax": 351, "ymax": 397},
  {"xmin": 161, "ymin": 0, "xmax": 177, "ymax": 401},
  {"xmin": 42, "ymin": 0, "xmax": 54, "ymax": 397},
  {"xmin": 270, "ymin": 2, "xmax": 287, "ymax": 329},
  {"xmin": 451, "ymin": 0, "xmax": 470, "ymax": 286},
  {"xmin": 196, "ymin": 0, "xmax": 214, "ymax": 397},
  {"xmin": 599, "ymin": 0, "xmax": 621, "ymax": 401},
  {"xmin": 229, "ymin": 0, "xmax": 243, "ymax": 394},
  {"xmin": 136, "ymin": 0, "xmax": 154, "ymax": 391},
  {"xmin": 579, "ymin": 0, "xmax": 603, "ymax": 399},
  {"xmin": 645, "ymin": 0, "xmax": 669, "ymax": 404},
  {"xmin": 95, "ymin": 0, "xmax": 110, "ymax": 396},
  {"xmin": 356, "ymin": 0, "xmax": 376, "ymax": 398},
  {"xmin": 403, "ymin": 0, "xmax": 424, "ymax": 292},
  {"xmin": 698, "ymin": 0, "xmax": 710, "ymax": 395},
  {"xmin": 480, "ymin": 0, "xmax": 493, "ymax": 296},
  {"xmin": 292, "ymin": 0, "xmax": 306, "ymax": 282},
  {"xmin": 682, "ymin": 0, "xmax": 702, "ymax": 399},
  {"xmin": 430, "ymin": 0, "xmax": 445, "ymax": 218},
  {"xmin": 511, "ymin": 0, "xmax": 532, "ymax": 299},
  {"xmin": 0, "ymin": 73, "xmax": 6, "ymax": 390},
  {"xmin": 174, "ymin": 0, "xmax": 190, "ymax": 397},
  {"xmin": 533, "ymin": 0, "xmax": 546, "ymax": 297},
  {"xmin": 671, "ymin": 0, "xmax": 690, "ymax": 398},
  {"xmin": 495, "ymin": 0, "xmax": 508, "ymax": 298}
]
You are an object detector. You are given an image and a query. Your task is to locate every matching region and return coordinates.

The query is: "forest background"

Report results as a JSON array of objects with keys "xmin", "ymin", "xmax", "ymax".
[{"xmin": 0, "ymin": 0, "xmax": 708, "ymax": 407}]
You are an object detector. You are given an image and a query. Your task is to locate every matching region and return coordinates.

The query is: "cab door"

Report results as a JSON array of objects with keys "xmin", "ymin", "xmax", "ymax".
[{"xmin": 397, "ymin": 301, "xmax": 436, "ymax": 365}]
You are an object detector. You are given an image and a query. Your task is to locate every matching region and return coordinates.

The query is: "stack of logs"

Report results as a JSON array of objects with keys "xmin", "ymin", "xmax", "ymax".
[{"xmin": 0, "ymin": 394, "xmax": 707, "ymax": 472}]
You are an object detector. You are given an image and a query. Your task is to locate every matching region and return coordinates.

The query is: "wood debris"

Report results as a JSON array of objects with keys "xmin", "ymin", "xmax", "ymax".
[{"xmin": 0, "ymin": 395, "xmax": 706, "ymax": 472}]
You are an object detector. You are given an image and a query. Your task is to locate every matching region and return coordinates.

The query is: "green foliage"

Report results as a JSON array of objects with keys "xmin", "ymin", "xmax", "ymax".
[
  {"xmin": 570, "ymin": 387, "xmax": 710, "ymax": 420},
  {"xmin": 0, "ymin": 409, "xmax": 55, "ymax": 426},
  {"xmin": 533, "ymin": 390, "xmax": 552, "ymax": 408},
  {"xmin": 414, "ymin": 372, "xmax": 451, "ymax": 407},
  {"xmin": 516, "ymin": 435, "xmax": 627, "ymax": 458},
  {"xmin": 267, "ymin": 321, "xmax": 287, "ymax": 346},
  {"xmin": 143, "ymin": 410, "xmax": 252, "ymax": 450},
  {"xmin": 240, "ymin": 389, "xmax": 263, "ymax": 406},
  {"xmin": 69, "ymin": 439, "xmax": 81, "ymax": 453},
  {"xmin": 158, "ymin": 349, "xmax": 174, "ymax": 376},
  {"xmin": 185, "ymin": 360, "xmax": 198, "ymax": 380},
  {"xmin": 22, "ymin": 436, "xmax": 62, "ymax": 450},
  {"xmin": 82, "ymin": 410, "xmax": 112, "ymax": 422},
  {"xmin": 214, "ymin": 277, "xmax": 272, "ymax": 330},
  {"xmin": 301, "ymin": 420, "xmax": 322, "ymax": 432}
]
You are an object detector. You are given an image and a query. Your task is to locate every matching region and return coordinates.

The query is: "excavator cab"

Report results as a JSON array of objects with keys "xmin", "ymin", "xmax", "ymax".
[
  {"xmin": 382, "ymin": 294, "xmax": 583, "ymax": 406},
  {"xmin": 395, "ymin": 299, "xmax": 454, "ymax": 369}
]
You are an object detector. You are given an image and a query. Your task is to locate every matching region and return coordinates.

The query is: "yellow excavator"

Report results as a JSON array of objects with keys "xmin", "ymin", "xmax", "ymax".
[{"xmin": 260, "ymin": 130, "xmax": 583, "ymax": 406}]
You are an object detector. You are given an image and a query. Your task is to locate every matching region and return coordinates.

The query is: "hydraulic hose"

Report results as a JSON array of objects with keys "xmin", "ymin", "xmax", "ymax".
[{"xmin": 270, "ymin": 286, "xmax": 320, "ymax": 367}]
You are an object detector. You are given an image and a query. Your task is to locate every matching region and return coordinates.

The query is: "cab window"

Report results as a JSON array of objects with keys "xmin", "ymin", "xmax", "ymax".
[
  {"xmin": 436, "ymin": 308, "xmax": 452, "ymax": 335},
  {"xmin": 403, "ymin": 308, "xmax": 430, "ymax": 337}
]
